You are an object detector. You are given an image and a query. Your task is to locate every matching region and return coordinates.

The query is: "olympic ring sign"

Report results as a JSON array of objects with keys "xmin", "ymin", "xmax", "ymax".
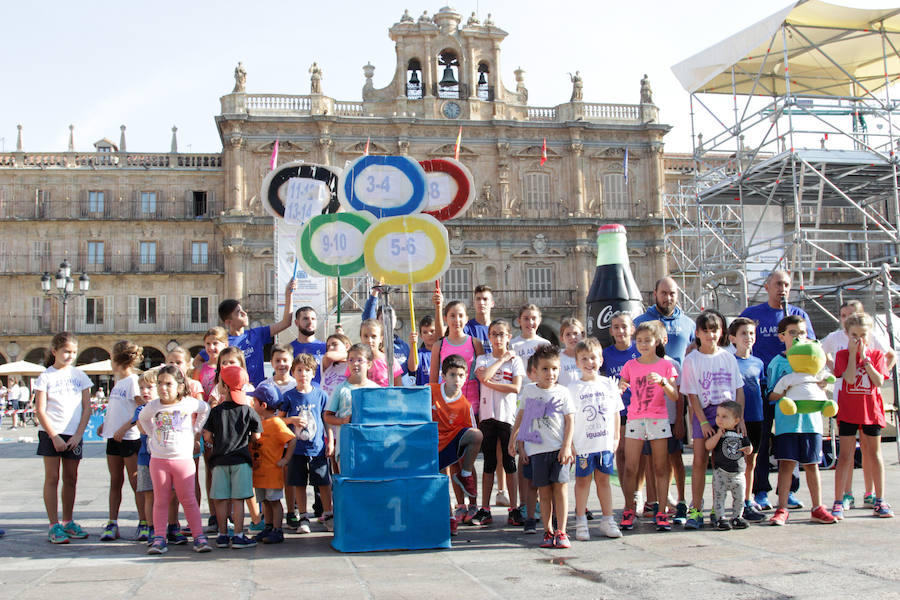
[
  {"xmin": 297, "ymin": 211, "xmax": 374, "ymax": 277},
  {"xmin": 338, "ymin": 155, "xmax": 427, "ymax": 218},
  {"xmin": 261, "ymin": 162, "xmax": 342, "ymax": 223},
  {"xmin": 419, "ymin": 158, "xmax": 474, "ymax": 221},
  {"xmin": 363, "ymin": 214, "xmax": 450, "ymax": 284}
]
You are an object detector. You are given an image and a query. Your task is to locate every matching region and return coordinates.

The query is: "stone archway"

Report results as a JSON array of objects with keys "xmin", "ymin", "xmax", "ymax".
[
  {"xmin": 77, "ymin": 347, "xmax": 110, "ymax": 365},
  {"xmin": 142, "ymin": 347, "xmax": 166, "ymax": 370},
  {"xmin": 25, "ymin": 347, "xmax": 48, "ymax": 365}
]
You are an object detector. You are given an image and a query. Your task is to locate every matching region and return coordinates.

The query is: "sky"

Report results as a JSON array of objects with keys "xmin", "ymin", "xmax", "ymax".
[{"xmin": 1, "ymin": 0, "xmax": 894, "ymax": 154}]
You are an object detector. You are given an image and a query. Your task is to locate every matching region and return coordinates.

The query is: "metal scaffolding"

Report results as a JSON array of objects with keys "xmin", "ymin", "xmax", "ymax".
[{"xmin": 666, "ymin": 1, "xmax": 900, "ymax": 323}]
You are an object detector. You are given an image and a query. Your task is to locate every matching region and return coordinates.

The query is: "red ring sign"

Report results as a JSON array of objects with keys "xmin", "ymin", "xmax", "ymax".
[{"xmin": 419, "ymin": 158, "xmax": 474, "ymax": 221}]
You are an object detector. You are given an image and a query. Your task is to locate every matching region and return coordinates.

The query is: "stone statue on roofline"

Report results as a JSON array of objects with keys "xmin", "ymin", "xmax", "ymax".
[
  {"xmin": 569, "ymin": 71, "xmax": 583, "ymax": 102},
  {"xmin": 641, "ymin": 74, "xmax": 653, "ymax": 104},
  {"xmin": 310, "ymin": 62, "xmax": 323, "ymax": 95},
  {"xmin": 233, "ymin": 62, "xmax": 246, "ymax": 93}
]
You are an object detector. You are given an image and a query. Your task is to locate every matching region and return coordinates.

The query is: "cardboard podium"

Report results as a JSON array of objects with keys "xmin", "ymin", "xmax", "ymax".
[{"xmin": 331, "ymin": 387, "xmax": 450, "ymax": 552}]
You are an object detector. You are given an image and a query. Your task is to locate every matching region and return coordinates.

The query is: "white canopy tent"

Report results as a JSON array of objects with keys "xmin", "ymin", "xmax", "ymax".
[
  {"xmin": 672, "ymin": 1, "xmax": 900, "ymax": 97},
  {"xmin": 0, "ymin": 361, "xmax": 46, "ymax": 377}
]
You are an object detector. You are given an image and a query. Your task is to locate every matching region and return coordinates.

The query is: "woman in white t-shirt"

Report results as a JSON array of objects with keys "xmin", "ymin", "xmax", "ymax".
[
  {"xmin": 98, "ymin": 340, "xmax": 146, "ymax": 542},
  {"xmin": 34, "ymin": 332, "xmax": 94, "ymax": 544}
]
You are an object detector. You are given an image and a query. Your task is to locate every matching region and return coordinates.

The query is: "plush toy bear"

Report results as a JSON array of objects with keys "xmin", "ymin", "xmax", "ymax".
[{"xmin": 778, "ymin": 339, "xmax": 838, "ymax": 418}]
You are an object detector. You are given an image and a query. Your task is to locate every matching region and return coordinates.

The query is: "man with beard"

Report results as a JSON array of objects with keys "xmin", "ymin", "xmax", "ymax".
[{"xmin": 290, "ymin": 307, "xmax": 327, "ymax": 385}]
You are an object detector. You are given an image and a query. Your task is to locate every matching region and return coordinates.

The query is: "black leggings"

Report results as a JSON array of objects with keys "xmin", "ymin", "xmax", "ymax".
[{"xmin": 479, "ymin": 419, "xmax": 516, "ymax": 474}]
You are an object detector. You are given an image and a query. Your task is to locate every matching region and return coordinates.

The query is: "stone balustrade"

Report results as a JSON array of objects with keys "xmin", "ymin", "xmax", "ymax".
[
  {"xmin": 0, "ymin": 152, "xmax": 222, "ymax": 169},
  {"xmin": 246, "ymin": 94, "xmax": 311, "ymax": 112}
]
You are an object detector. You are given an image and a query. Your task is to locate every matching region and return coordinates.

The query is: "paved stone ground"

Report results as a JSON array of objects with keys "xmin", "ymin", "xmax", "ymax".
[{"xmin": 3, "ymin": 423, "xmax": 900, "ymax": 599}]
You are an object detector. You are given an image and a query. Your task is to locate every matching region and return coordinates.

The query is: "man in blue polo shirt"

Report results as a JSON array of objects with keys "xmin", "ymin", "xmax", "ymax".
[
  {"xmin": 739, "ymin": 269, "xmax": 815, "ymax": 511},
  {"xmin": 634, "ymin": 277, "xmax": 695, "ymax": 366},
  {"xmin": 290, "ymin": 306, "xmax": 327, "ymax": 385}
]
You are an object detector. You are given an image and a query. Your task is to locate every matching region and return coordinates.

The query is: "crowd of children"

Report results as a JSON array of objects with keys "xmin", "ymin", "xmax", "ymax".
[{"xmin": 28, "ymin": 282, "xmax": 895, "ymax": 553}]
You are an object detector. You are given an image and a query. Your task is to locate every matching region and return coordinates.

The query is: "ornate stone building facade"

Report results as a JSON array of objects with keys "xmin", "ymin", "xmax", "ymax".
[{"xmin": 0, "ymin": 6, "xmax": 669, "ymax": 367}]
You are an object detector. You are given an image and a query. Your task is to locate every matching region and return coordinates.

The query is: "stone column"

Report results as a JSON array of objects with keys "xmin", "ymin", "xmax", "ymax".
[
  {"xmin": 223, "ymin": 245, "xmax": 244, "ymax": 300},
  {"xmin": 571, "ymin": 141, "xmax": 585, "ymax": 216},
  {"xmin": 649, "ymin": 145, "xmax": 664, "ymax": 217},
  {"xmin": 574, "ymin": 243, "xmax": 595, "ymax": 322},
  {"xmin": 225, "ymin": 136, "xmax": 245, "ymax": 212}
]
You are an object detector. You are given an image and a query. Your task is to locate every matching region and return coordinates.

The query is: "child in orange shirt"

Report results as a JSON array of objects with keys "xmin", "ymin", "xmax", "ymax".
[
  {"xmin": 431, "ymin": 354, "xmax": 483, "ymax": 534},
  {"xmin": 249, "ymin": 383, "xmax": 297, "ymax": 543}
]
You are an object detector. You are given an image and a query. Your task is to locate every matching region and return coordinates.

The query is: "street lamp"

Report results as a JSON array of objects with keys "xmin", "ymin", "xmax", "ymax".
[{"xmin": 40, "ymin": 259, "xmax": 90, "ymax": 331}]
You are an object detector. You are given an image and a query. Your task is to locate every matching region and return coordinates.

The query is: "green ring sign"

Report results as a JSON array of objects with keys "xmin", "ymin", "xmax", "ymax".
[{"xmin": 297, "ymin": 211, "xmax": 373, "ymax": 277}]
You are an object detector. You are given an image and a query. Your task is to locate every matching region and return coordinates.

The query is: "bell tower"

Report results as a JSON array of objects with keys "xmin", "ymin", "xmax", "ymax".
[{"xmin": 361, "ymin": 7, "xmax": 526, "ymax": 120}]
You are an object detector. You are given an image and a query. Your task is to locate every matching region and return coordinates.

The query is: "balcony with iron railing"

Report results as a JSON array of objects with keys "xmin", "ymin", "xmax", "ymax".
[
  {"xmin": 0, "ymin": 253, "xmax": 223, "ymax": 275},
  {"xmin": 0, "ymin": 197, "xmax": 221, "ymax": 220}
]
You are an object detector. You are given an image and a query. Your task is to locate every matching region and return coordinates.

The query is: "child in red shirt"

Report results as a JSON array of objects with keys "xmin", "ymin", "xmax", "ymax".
[{"xmin": 832, "ymin": 312, "xmax": 892, "ymax": 518}]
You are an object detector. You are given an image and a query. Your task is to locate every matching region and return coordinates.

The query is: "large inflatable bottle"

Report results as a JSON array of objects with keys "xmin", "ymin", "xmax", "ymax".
[{"xmin": 585, "ymin": 224, "xmax": 644, "ymax": 347}]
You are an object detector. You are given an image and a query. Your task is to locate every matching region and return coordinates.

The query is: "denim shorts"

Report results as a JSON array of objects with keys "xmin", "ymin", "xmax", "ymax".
[{"xmin": 575, "ymin": 451, "xmax": 614, "ymax": 477}]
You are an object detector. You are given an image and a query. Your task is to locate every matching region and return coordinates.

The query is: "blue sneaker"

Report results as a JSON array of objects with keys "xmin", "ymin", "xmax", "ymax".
[
  {"xmin": 135, "ymin": 521, "xmax": 150, "ymax": 542},
  {"xmin": 831, "ymin": 500, "xmax": 844, "ymax": 521},
  {"xmin": 99, "ymin": 520, "xmax": 119, "ymax": 541},
  {"xmin": 673, "ymin": 502, "xmax": 688, "ymax": 525},
  {"xmin": 787, "ymin": 492, "xmax": 804, "ymax": 509},
  {"xmin": 231, "ymin": 533, "xmax": 257, "ymax": 549},
  {"xmin": 742, "ymin": 501, "xmax": 766, "ymax": 522},
  {"xmin": 166, "ymin": 523, "xmax": 187, "ymax": 545},
  {"xmin": 754, "ymin": 491, "xmax": 772, "ymax": 511},
  {"xmin": 62, "ymin": 521, "xmax": 88, "ymax": 539},
  {"xmin": 215, "ymin": 534, "xmax": 231, "ymax": 548},
  {"xmin": 248, "ymin": 519, "xmax": 266, "ymax": 533},
  {"xmin": 147, "ymin": 536, "xmax": 167, "ymax": 555},
  {"xmin": 685, "ymin": 507, "xmax": 704, "ymax": 530},
  {"xmin": 193, "ymin": 535, "xmax": 212, "ymax": 553}
]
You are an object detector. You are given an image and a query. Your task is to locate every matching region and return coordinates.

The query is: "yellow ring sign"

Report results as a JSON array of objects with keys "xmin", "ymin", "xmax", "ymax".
[{"xmin": 363, "ymin": 214, "xmax": 450, "ymax": 284}]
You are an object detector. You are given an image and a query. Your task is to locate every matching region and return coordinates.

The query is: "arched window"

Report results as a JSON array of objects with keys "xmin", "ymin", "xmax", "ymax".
[
  {"xmin": 437, "ymin": 50, "xmax": 459, "ymax": 99},
  {"xmin": 477, "ymin": 62, "xmax": 491, "ymax": 101},
  {"xmin": 602, "ymin": 173, "xmax": 628, "ymax": 218},
  {"xmin": 524, "ymin": 172, "xmax": 550, "ymax": 212},
  {"xmin": 406, "ymin": 59, "xmax": 422, "ymax": 100}
]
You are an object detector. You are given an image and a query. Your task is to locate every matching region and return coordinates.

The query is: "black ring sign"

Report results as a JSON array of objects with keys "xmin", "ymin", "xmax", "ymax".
[{"xmin": 263, "ymin": 163, "xmax": 341, "ymax": 219}]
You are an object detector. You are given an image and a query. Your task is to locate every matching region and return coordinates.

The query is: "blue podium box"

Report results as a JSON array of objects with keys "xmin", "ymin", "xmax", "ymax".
[
  {"xmin": 339, "ymin": 423, "xmax": 439, "ymax": 478},
  {"xmin": 350, "ymin": 386, "xmax": 432, "ymax": 425},
  {"xmin": 332, "ymin": 474, "xmax": 451, "ymax": 552}
]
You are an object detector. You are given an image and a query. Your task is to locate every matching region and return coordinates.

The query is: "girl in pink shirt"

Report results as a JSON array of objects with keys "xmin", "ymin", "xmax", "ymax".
[
  {"xmin": 430, "ymin": 301, "xmax": 485, "ymax": 416},
  {"xmin": 618, "ymin": 320, "xmax": 679, "ymax": 531}
]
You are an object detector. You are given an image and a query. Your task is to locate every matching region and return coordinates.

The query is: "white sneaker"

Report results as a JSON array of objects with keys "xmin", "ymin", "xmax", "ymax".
[
  {"xmin": 297, "ymin": 516, "xmax": 311, "ymax": 534},
  {"xmin": 575, "ymin": 519, "xmax": 590, "ymax": 541},
  {"xmin": 598, "ymin": 517, "xmax": 622, "ymax": 538},
  {"xmin": 495, "ymin": 490, "xmax": 510, "ymax": 507}
]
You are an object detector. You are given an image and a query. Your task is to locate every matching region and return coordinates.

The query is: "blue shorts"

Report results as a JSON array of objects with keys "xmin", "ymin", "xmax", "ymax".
[
  {"xmin": 774, "ymin": 433, "xmax": 822, "ymax": 465},
  {"xmin": 287, "ymin": 452, "xmax": 331, "ymax": 487},
  {"xmin": 575, "ymin": 451, "xmax": 614, "ymax": 477},
  {"xmin": 438, "ymin": 428, "xmax": 470, "ymax": 470},
  {"xmin": 210, "ymin": 463, "xmax": 254, "ymax": 500}
]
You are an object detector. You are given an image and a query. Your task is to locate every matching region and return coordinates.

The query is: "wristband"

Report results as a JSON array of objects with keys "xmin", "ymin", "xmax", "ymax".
[{"xmin": 700, "ymin": 420, "xmax": 709, "ymax": 426}]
